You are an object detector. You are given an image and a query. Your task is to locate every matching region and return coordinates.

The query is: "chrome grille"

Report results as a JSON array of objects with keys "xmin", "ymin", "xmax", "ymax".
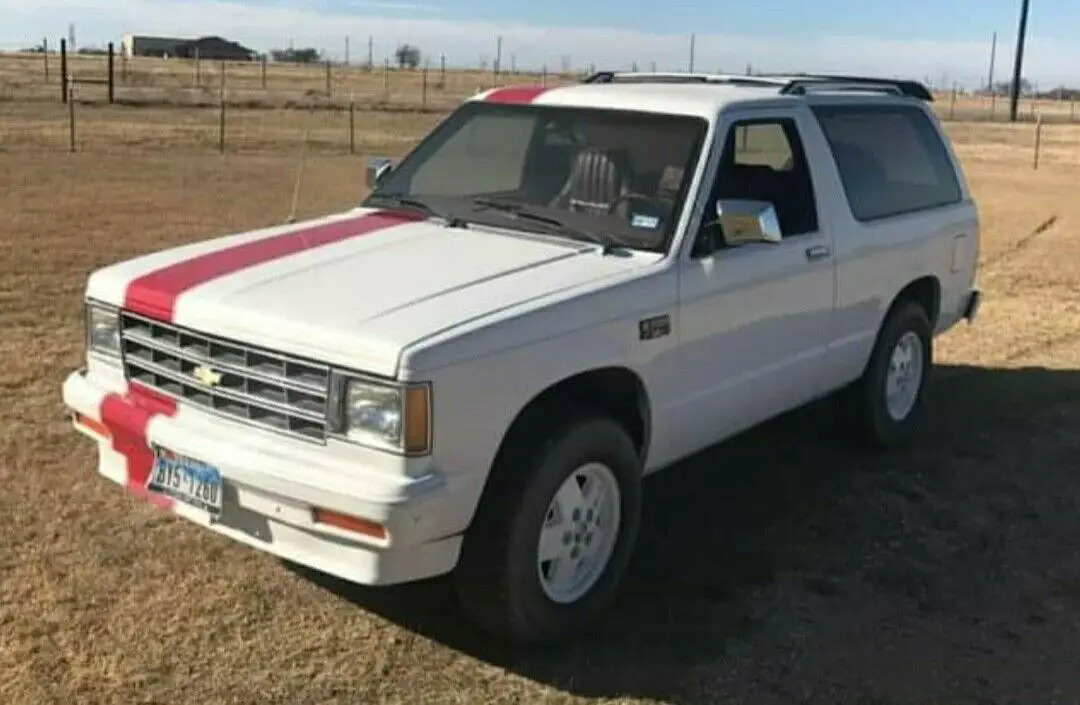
[{"xmin": 119, "ymin": 311, "xmax": 330, "ymax": 442}]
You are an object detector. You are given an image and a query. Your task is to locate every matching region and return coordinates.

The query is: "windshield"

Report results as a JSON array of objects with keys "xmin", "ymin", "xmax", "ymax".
[{"xmin": 364, "ymin": 101, "xmax": 709, "ymax": 253}]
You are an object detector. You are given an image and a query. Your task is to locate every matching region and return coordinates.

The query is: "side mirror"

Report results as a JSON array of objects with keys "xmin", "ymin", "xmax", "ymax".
[
  {"xmin": 365, "ymin": 156, "xmax": 394, "ymax": 189},
  {"xmin": 712, "ymin": 199, "xmax": 783, "ymax": 246}
]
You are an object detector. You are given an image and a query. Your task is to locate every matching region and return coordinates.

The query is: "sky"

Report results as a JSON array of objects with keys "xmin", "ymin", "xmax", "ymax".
[{"xmin": 2, "ymin": 0, "xmax": 1079, "ymax": 89}]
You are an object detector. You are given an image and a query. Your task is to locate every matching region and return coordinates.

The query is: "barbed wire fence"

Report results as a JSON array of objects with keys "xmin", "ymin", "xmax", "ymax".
[{"xmin": 1, "ymin": 40, "xmax": 1078, "ymax": 162}]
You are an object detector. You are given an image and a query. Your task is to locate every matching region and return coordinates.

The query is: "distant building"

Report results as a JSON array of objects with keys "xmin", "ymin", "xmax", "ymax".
[
  {"xmin": 122, "ymin": 34, "xmax": 186, "ymax": 59},
  {"xmin": 175, "ymin": 36, "xmax": 258, "ymax": 62},
  {"xmin": 121, "ymin": 34, "xmax": 258, "ymax": 61}
]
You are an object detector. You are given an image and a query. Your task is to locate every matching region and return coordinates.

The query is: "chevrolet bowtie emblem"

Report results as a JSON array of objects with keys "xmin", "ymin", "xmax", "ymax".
[{"xmin": 192, "ymin": 365, "xmax": 224, "ymax": 387}]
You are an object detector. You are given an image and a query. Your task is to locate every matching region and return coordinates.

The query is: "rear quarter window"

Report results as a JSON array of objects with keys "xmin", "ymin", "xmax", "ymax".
[{"xmin": 810, "ymin": 104, "xmax": 963, "ymax": 222}]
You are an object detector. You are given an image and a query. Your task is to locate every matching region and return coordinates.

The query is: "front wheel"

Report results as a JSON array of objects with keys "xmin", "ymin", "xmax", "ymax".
[
  {"xmin": 838, "ymin": 300, "xmax": 933, "ymax": 448},
  {"xmin": 453, "ymin": 415, "xmax": 643, "ymax": 646}
]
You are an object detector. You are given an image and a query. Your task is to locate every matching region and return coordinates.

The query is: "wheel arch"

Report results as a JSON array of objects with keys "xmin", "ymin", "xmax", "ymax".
[{"xmin": 492, "ymin": 366, "xmax": 653, "ymax": 469}]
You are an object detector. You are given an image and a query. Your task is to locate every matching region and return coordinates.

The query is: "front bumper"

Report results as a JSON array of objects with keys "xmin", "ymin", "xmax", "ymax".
[{"xmin": 62, "ymin": 367, "xmax": 462, "ymax": 586}]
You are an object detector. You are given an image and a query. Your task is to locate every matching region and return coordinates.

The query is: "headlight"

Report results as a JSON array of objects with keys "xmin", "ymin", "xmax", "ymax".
[
  {"xmin": 86, "ymin": 302, "xmax": 121, "ymax": 358},
  {"xmin": 339, "ymin": 378, "xmax": 431, "ymax": 455}
]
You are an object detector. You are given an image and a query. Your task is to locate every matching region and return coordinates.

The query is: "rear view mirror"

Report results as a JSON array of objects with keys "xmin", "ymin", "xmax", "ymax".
[
  {"xmin": 366, "ymin": 156, "xmax": 394, "ymax": 188},
  {"xmin": 713, "ymin": 199, "xmax": 783, "ymax": 245}
]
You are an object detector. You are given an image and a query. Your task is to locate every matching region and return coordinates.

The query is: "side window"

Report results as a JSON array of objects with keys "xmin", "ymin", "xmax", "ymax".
[
  {"xmin": 707, "ymin": 117, "xmax": 819, "ymax": 239},
  {"xmin": 732, "ymin": 123, "xmax": 796, "ymax": 170},
  {"xmin": 811, "ymin": 104, "xmax": 962, "ymax": 222},
  {"xmin": 409, "ymin": 111, "xmax": 537, "ymax": 196}
]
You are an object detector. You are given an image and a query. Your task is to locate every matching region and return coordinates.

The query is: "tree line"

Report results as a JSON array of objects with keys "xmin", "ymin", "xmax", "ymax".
[{"xmin": 268, "ymin": 44, "xmax": 422, "ymax": 69}]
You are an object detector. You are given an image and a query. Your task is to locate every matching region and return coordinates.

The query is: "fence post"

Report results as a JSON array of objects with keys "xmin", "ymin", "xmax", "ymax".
[
  {"xmin": 383, "ymin": 58, "xmax": 389, "ymax": 102},
  {"xmin": 1071, "ymin": 98, "xmax": 1076, "ymax": 123},
  {"xmin": 349, "ymin": 95, "xmax": 356, "ymax": 154},
  {"xmin": 261, "ymin": 54, "xmax": 267, "ymax": 89},
  {"xmin": 219, "ymin": 64, "xmax": 227, "ymax": 154},
  {"xmin": 194, "ymin": 48, "xmax": 201, "ymax": 86},
  {"xmin": 326, "ymin": 59, "xmax": 332, "ymax": 98},
  {"xmin": 439, "ymin": 54, "xmax": 446, "ymax": 89},
  {"xmin": 68, "ymin": 77, "xmax": 76, "ymax": 152},
  {"xmin": 421, "ymin": 63, "xmax": 428, "ymax": 111},
  {"xmin": 949, "ymin": 86, "xmax": 957, "ymax": 120},
  {"xmin": 60, "ymin": 38, "xmax": 68, "ymax": 103},
  {"xmin": 541, "ymin": 64, "xmax": 547, "ymax": 88},
  {"xmin": 44, "ymin": 38, "xmax": 49, "ymax": 81},
  {"xmin": 1033, "ymin": 114, "xmax": 1043, "ymax": 170},
  {"xmin": 122, "ymin": 51, "xmax": 128, "ymax": 83},
  {"xmin": 107, "ymin": 42, "xmax": 115, "ymax": 103}
]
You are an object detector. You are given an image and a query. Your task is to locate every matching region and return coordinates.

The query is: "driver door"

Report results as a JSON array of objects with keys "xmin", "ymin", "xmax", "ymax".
[{"xmin": 671, "ymin": 108, "xmax": 838, "ymax": 456}]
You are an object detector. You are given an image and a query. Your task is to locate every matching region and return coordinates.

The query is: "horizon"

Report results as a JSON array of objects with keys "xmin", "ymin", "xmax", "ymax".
[{"xmin": 2, "ymin": 0, "xmax": 1078, "ymax": 90}]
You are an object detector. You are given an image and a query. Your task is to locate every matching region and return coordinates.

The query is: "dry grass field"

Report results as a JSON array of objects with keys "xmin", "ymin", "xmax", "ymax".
[{"xmin": 4, "ymin": 58, "xmax": 1080, "ymax": 704}]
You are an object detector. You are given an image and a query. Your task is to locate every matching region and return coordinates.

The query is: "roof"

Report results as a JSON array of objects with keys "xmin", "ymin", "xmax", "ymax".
[{"xmin": 468, "ymin": 72, "xmax": 934, "ymax": 120}]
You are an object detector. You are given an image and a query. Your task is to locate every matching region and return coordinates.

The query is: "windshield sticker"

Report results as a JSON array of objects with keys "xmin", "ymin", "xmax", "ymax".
[{"xmin": 630, "ymin": 214, "xmax": 661, "ymax": 229}]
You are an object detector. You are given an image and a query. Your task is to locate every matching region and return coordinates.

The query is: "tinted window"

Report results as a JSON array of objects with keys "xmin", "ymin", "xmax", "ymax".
[
  {"xmin": 410, "ymin": 111, "xmax": 535, "ymax": 195},
  {"xmin": 811, "ymin": 104, "xmax": 962, "ymax": 222},
  {"xmin": 732, "ymin": 122, "xmax": 796, "ymax": 171},
  {"xmin": 368, "ymin": 102, "xmax": 708, "ymax": 253},
  {"xmin": 703, "ymin": 117, "xmax": 819, "ymax": 240}
]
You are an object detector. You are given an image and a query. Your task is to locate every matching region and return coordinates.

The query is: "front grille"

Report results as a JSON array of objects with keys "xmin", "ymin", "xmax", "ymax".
[{"xmin": 119, "ymin": 311, "xmax": 330, "ymax": 442}]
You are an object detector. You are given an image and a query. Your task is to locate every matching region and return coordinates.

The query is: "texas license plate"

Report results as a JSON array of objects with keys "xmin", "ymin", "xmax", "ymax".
[{"xmin": 147, "ymin": 446, "xmax": 223, "ymax": 515}]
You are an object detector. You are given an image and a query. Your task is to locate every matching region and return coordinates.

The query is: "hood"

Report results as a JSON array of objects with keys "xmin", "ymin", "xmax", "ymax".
[{"xmin": 87, "ymin": 207, "xmax": 655, "ymax": 376}]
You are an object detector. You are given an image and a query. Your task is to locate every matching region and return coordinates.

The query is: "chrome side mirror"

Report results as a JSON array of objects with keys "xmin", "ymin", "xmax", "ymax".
[
  {"xmin": 713, "ymin": 199, "xmax": 783, "ymax": 246},
  {"xmin": 365, "ymin": 156, "xmax": 394, "ymax": 189}
]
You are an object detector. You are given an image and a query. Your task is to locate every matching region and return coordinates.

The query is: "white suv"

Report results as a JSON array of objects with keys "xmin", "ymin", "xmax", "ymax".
[{"xmin": 63, "ymin": 72, "xmax": 981, "ymax": 646}]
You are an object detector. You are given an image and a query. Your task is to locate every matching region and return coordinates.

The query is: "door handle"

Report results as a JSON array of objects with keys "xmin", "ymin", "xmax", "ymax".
[{"xmin": 805, "ymin": 245, "xmax": 831, "ymax": 261}]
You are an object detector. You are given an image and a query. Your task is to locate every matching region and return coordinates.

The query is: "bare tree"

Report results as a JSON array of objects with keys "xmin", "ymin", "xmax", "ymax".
[{"xmin": 394, "ymin": 44, "xmax": 421, "ymax": 69}]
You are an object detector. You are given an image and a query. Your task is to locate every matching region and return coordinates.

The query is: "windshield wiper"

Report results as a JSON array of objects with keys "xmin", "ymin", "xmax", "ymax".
[
  {"xmin": 367, "ymin": 193, "xmax": 469, "ymax": 228},
  {"xmin": 471, "ymin": 197, "xmax": 626, "ymax": 254}
]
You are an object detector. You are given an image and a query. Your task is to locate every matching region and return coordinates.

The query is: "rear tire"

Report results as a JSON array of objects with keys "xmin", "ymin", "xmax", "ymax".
[
  {"xmin": 453, "ymin": 414, "xmax": 642, "ymax": 646},
  {"xmin": 837, "ymin": 300, "xmax": 933, "ymax": 448}
]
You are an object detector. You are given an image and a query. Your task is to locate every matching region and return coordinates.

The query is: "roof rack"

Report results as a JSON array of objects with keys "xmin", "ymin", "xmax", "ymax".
[
  {"xmin": 768, "ymin": 73, "xmax": 934, "ymax": 101},
  {"xmin": 582, "ymin": 71, "xmax": 789, "ymax": 89},
  {"xmin": 581, "ymin": 71, "xmax": 934, "ymax": 102}
]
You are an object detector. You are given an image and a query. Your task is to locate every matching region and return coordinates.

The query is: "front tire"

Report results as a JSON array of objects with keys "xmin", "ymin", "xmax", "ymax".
[
  {"xmin": 453, "ymin": 414, "xmax": 643, "ymax": 646},
  {"xmin": 839, "ymin": 300, "xmax": 933, "ymax": 448}
]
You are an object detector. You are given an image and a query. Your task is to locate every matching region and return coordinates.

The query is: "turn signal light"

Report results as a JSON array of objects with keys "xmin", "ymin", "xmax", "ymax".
[{"xmin": 312, "ymin": 507, "xmax": 387, "ymax": 541}]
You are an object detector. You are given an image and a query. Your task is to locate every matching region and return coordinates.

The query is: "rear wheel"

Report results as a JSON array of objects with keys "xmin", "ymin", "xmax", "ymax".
[
  {"xmin": 838, "ymin": 300, "xmax": 933, "ymax": 448},
  {"xmin": 453, "ymin": 414, "xmax": 642, "ymax": 646}
]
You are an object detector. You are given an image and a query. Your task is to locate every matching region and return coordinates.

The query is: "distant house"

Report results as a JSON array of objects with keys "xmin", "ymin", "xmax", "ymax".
[
  {"xmin": 121, "ymin": 34, "xmax": 258, "ymax": 61},
  {"xmin": 122, "ymin": 34, "xmax": 186, "ymax": 59},
  {"xmin": 175, "ymin": 36, "xmax": 258, "ymax": 62}
]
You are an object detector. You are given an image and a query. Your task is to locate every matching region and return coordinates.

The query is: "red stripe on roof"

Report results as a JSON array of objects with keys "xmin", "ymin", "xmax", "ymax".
[
  {"xmin": 100, "ymin": 385, "xmax": 178, "ymax": 510},
  {"xmin": 123, "ymin": 209, "xmax": 423, "ymax": 322},
  {"xmin": 484, "ymin": 86, "xmax": 552, "ymax": 104}
]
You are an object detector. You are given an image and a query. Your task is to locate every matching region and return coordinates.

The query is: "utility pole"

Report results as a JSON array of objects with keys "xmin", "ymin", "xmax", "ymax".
[
  {"xmin": 345, "ymin": 35, "xmax": 350, "ymax": 65},
  {"xmin": 367, "ymin": 35, "xmax": 374, "ymax": 70},
  {"xmin": 987, "ymin": 31, "xmax": 997, "ymax": 92},
  {"xmin": 494, "ymin": 35, "xmax": 503, "ymax": 75},
  {"xmin": 1008, "ymin": 0, "xmax": 1031, "ymax": 122},
  {"xmin": 689, "ymin": 34, "xmax": 696, "ymax": 73}
]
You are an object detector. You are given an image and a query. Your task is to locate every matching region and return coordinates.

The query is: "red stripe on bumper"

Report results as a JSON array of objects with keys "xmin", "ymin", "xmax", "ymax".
[{"xmin": 100, "ymin": 385, "xmax": 179, "ymax": 510}]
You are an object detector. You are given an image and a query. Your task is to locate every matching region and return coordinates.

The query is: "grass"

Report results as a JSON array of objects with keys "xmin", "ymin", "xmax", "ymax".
[{"xmin": 4, "ymin": 67, "xmax": 1080, "ymax": 704}]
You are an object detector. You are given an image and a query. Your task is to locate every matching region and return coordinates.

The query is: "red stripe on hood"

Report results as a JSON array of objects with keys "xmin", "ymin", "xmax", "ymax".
[
  {"xmin": 485, "ymin": 86, "xmax": 551, "ymax": 104},
  {"xmin": 124, "ymin": 209, "xmax": 423, "ymax": 321},
  {"xmin": 100, "ymin": 207, "xmax": 421, "ymax": 509}
]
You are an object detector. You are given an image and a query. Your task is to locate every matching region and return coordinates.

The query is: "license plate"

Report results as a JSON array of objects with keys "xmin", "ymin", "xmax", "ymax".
[{"xmin": 147, "ymin": 446, "xmax": 223, "ymax": 515}]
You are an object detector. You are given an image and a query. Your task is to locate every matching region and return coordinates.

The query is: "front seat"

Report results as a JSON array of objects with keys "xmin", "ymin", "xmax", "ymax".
[{"xmin": 549, "ymin": 147, "xmax": 633, "ymax": 217}]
